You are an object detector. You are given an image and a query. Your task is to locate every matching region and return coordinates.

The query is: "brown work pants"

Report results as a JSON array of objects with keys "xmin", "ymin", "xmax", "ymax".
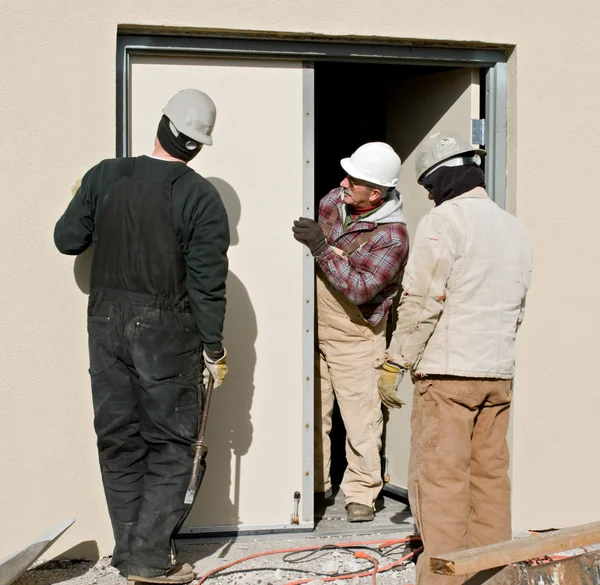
[
  {"xmin": 409, "ymin": 377, "xmax": 513, "ymax": 585},
  {"xmin": 314, "ymin": 271, "xmax": 386, "ymax": 507}
]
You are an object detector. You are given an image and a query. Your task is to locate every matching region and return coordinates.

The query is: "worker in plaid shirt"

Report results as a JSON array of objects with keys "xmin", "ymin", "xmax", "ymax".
[{"xmin": 292, "ymin": 142, "xmax": 409, "ymax": 522}]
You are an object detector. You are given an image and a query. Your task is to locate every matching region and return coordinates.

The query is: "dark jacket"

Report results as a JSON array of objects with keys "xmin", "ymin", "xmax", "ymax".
[{"xmin": 54, "ymin": 155, "xmax": 229, "ymax": 351}]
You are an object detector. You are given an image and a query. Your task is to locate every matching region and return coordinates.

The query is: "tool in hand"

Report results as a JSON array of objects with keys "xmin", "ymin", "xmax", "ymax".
[{"xmin": 184, "ymin": 373, "xmax": 215, "ymax": 505}]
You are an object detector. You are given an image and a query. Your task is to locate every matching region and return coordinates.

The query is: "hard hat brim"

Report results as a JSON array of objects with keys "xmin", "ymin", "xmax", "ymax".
[
  {"xmin": 417, "ymin": 148, "xmax": 487, "ymax": 184},
  {"xmin": 340, "ymin": 157, "xmax": 397, "ymax": 188}
]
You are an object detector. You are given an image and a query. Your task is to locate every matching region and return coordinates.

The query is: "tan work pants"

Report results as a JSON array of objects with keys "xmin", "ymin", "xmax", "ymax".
[
  {"xmin": 409, "ymin": 377, "xmax": 513, "ymax": 585},
  {"xmin": 314, "ymin": 271, "xmax": 386, "ymax": 507}
]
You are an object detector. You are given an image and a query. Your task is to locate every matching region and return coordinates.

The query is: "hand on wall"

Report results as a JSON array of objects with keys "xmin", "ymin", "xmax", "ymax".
[{"xmin": 71, "ymin": 178, "xmax": 82, "ymax": 197}]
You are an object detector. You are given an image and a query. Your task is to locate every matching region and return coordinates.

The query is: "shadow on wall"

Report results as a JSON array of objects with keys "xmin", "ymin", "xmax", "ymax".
[
  {"xmin": 183, "ymin": 177, "xmax": 255, "ymax": 530},
  {"xmin": 69, "ymin": 176, "xmax": 256, "ymax": 533}
]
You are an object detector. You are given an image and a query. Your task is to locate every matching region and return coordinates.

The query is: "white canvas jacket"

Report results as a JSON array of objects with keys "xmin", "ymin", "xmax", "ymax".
[{"xmin": 388, "ymin": 187, "xmax": 532, "ymax": 379}]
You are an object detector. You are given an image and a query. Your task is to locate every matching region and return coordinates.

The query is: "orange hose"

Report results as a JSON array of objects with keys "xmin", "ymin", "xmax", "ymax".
[
  {"xmin": 354, "ymin": 551, "xmax": 378, "ymax": 585},
  {"xmin": 195, "ymin": 536, "xmax": 419, "ymax": 584}
]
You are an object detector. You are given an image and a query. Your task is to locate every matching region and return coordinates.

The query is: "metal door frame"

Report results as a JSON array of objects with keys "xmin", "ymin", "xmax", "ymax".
[{"xmin": 116, "ymin": 32, "xmax": 508, "ymax": 536}]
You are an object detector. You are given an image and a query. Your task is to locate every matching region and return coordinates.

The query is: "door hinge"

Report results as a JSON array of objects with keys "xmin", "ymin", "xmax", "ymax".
[{"xmin": 472, "ymin": 119, "xmax": 486, "ymax": 146}]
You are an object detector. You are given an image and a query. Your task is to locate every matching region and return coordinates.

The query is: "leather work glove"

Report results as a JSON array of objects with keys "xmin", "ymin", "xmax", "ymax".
[
  {"xmin": 203, "ymin": 347, "xmax": 228, "ymax": 389},
  {"xmin": 71, "ymin": 177, "xmax": 82, "ymax": 197},
  {"xmin": 378, "ymin": 360, "xmax": 407, "ymax": 409},
  {"xmin": 292, "ymin": 217, "xmax": 328, "ymax": 257}
]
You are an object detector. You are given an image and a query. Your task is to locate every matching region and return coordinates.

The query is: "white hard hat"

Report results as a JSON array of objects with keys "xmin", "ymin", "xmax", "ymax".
[
  {"xmin": 340, "ymin": 142, "xmax": 401, "ymax": 188},
  {"xmin": 163, "ymin": 89, "xmax": 217, "ymax": 146},
  {"xmin": 415, "ymin": 131, "xmax": 486, "ymax": 184}
]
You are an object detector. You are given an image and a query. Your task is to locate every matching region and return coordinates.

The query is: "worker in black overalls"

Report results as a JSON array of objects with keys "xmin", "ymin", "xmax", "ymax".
[{"xmin": 54, "ymin": 89, "xmax": 229, "ymax": 584}]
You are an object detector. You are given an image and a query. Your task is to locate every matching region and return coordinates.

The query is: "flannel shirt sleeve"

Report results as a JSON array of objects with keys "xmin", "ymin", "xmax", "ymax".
[
  {"xmin": 387, "ymin": 212, "xmax": 457, "ymax": 369},
  {"xmin": 315, "ymin": 230, "xmax": 407, "ymax": 305}
]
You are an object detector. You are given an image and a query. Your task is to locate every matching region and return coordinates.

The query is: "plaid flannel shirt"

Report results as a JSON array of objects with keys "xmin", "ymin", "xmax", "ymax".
[{"xmin": 315, "ymin": 189, "xmax": 409, "ymax": 326}]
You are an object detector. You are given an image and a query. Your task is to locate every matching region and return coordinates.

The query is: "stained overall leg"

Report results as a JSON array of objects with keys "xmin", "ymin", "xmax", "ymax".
[
  {"xmin": 88, "ymin": 299, "xmax": 147, "ymax": 576},
  {"xmin": 127, "ymin": 308, "xmax": 202, "ymax": 578}
]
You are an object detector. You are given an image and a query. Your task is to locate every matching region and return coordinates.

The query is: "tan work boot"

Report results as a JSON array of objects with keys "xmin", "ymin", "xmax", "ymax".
[
  {"xmin": 128, "ymin": 563, "xmax": 196, "ymax": 584},
  {"xmin": 346, "ymin": 503, "xmax": 374, "ymax": 522}
]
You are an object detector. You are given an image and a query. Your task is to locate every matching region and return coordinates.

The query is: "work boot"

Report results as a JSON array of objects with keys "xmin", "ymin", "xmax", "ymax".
[
  {"xmin": 128, "ymin": 564, "xmax": 195, "ymax": 584},
  {"xmin": 346, "ymin": 503, "xmax": 375, "ymax": 522}
]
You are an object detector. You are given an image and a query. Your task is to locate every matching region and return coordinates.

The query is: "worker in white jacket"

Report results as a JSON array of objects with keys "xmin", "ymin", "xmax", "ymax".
[{"xmin": 378, "ymin": 132, "xmax": 532, "ymax": 585}]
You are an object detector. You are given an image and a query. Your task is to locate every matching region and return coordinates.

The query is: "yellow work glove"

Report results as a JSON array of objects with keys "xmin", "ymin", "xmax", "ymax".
[
  {"xmin": 378, "ymin": 361, "xmax": 406, "ymax": 409},
  {"xmin": 203, "ymin": 348, "xmax": 228, "ymax": 389},
  {"xmin": 71, "ymin": 177, "xmax": 82, "ymax": 197}
]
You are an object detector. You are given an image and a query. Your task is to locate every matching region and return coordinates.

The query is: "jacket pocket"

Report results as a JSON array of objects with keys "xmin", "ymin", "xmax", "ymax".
[{"xmin": 88, "ymin": 316, "xmax": 116, "ymax": 374}]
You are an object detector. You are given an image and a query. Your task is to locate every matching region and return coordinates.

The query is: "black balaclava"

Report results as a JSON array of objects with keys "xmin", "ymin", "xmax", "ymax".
[
  {"xmin": 156, "ymin": 115, "xmax": 201, "ymax": 163},
  {"xmin": 421, "ymin": 164, "xmax": 486, "ymax": 207}
]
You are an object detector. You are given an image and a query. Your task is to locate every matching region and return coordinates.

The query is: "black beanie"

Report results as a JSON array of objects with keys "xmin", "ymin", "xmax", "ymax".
[{"xmin": 156, "ymin": 115, "xmax": 201, "ymax": 163}]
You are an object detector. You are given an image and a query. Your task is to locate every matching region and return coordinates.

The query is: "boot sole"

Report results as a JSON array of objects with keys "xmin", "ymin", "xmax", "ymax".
[{"xmin": 347, "ymin": 515, "xmax": 374, "ymax": 522}]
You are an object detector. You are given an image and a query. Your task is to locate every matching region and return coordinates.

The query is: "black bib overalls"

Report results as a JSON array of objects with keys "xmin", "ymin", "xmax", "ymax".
[{"xmin": 87, "ymin": 159, "xmax": 202, "ymax": 577}]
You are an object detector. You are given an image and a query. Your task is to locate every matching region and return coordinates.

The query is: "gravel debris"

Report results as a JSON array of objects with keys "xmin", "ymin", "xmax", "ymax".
[{"xmin": 12, "ymin": 531, "xmax": 417, "ymax": 585}]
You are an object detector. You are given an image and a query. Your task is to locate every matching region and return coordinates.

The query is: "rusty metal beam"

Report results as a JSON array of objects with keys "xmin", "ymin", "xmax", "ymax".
[{"xmin": 432, "ymin": 521, "xmax": 600, "ymax": 576}]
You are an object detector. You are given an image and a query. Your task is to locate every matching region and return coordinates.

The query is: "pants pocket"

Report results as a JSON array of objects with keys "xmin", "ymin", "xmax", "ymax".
[
  {"xmin": 134, "ymin": 322, "xmax": 201, "ymax": 384},
  {"xmin": 175, "ymin": 404, "xmax": 200, "ymax": 441},
  {"xmin": 417, "ymin": 382, "xmax": 439, "ymax": 450},
  {"xmin": 88, "ymin": 316, "xmax": 116, "ymax": 374}
]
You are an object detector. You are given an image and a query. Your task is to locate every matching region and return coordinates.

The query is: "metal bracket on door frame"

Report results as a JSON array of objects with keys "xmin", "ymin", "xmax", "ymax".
[{"xmin": 472, "ymin": 118, "xmax": 486, "ymax": 146}]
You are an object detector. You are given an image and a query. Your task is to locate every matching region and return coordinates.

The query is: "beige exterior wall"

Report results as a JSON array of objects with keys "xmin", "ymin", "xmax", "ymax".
[{"xmin": 1, "ymin": 0, "xmax": 599, "ymax": 561}]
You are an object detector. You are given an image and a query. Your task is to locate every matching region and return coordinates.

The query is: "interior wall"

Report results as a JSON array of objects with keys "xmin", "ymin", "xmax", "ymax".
[
  {"xmin": 384, "ymin": 66, "xmax": 479, "ymax": 490},
  {"xmin": 2, "ymin": 0, "xmax": 600, "ymax": 561}
]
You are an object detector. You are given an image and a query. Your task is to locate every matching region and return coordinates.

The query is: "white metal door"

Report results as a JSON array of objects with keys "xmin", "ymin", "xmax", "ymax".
[
  {"xmin": 130, "ymin": 56, "xmax": 311, "ymax": 532},
  {"xmin": 383, "ymin": 68, "xmax": 481, "ymax": 493}
]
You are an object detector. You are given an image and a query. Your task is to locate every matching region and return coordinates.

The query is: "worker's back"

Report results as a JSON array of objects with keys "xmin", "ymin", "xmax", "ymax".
[
  {"xmin": 415, "ymin": 187, "xmax": 532, "ymax": 378},
  {"xmin": 90, "ymin": 156, "xmax": 192, "ymax": 300}
]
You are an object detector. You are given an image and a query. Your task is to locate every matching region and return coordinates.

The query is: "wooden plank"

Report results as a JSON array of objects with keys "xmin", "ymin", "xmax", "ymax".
[
  {"xmin": 483, "ymin": 550, "xmax": 600, "ymax": 585},
  {"xmin": 430, "ymin": 521, "xmax": 600, "ymax": 576}
]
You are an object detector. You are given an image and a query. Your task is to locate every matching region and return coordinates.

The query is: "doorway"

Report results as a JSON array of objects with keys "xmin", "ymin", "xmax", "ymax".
[
  {"xmin": 313, "ymin": 60, "xmax": 484, "ymax": 529},
  {"xmin": 117, "ymin": 32, "xmax": 506, "ymax": 537}
]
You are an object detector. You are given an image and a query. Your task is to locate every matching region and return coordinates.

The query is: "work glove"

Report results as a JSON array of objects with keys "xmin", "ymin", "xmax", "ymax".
[
  {"xmin": 203, "ymin": 347, "xmax": 228, "ymax": 389},
  {"xmin": 378, "ymin": 360, "xmax": 407, "ymax": 409},
  {"xmin": 71, "ymin": 178, "xmax": 82, "ymax": 197},
  {"xmin": 292, "ymin": 217, "xmax": 328, "ymax": 257}
]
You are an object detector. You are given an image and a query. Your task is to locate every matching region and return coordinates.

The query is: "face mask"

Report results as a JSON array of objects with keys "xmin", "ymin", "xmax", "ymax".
[{"xmin": 156, "ymin": 115, "xmax": 201, "ymax": 163}]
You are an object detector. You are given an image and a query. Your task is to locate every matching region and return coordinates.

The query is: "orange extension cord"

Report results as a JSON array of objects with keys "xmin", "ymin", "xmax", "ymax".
[
  {"xmin": 195, "ymin": 530, "xmax": 579, "ymax": 584},
  {"xmin": 195, "ymin": 536, "xmax": 423, "ymax": 585}
]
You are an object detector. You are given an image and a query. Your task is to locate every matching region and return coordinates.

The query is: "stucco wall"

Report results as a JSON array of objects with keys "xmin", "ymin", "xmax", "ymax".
[{"xmin": 1, "ymin": 0, "xmax": 599, "ymax": 560}]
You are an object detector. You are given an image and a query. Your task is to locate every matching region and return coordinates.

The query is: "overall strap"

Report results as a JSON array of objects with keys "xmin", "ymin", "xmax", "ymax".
[{"xmin": 343, "ymin": 224, "xmax": 389, "ymax": 255}]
